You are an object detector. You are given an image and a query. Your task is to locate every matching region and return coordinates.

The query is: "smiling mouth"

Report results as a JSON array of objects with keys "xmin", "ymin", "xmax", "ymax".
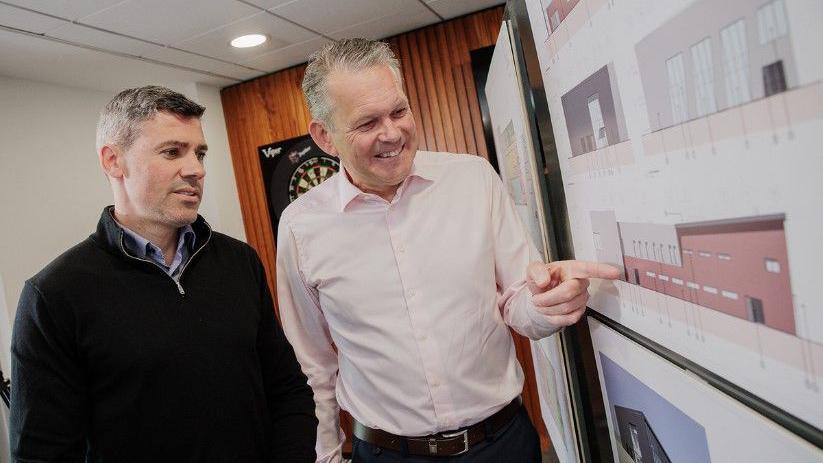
[{"xmin": 376, "ymin": 146, "xmax": 403, "ymax": 159}]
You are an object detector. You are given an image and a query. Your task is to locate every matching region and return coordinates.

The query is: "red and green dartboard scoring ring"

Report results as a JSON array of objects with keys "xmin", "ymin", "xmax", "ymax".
[{"xmin": 288, "ymin": 156, "xmax": 340, "ymax": 202}]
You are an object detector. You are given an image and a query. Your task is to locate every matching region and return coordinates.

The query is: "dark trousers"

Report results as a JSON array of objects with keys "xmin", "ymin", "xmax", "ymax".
[{"xmin": 351, "ymin": 406, "xmax": 542, "ymax": 462}]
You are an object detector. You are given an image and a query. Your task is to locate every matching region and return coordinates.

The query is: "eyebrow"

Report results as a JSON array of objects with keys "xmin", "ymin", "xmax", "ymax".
[
  {"xmin": 350, "ymin": 99, "xmax": 409, "ymax": 127},
  {"xmin": 154, "ymin": 140, "xmax": 208, "ymax": 151}
]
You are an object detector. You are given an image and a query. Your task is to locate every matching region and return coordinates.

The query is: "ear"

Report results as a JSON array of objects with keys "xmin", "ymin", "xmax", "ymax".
[
  {"xmin": 308, "ymin": 120, "xmax": 339, "ymax": 157},
  {"xmin": 99, "ymin": 145, "xmax": 125, "ymax": 179}
]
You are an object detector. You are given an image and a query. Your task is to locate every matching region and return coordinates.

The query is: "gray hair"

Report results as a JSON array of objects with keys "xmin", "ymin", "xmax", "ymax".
[
  {"xmin": 96, "ymin": 85, "xmax": 205, "ymax": 152},
  {"xmin": 302, "ymin": 38, "xmax": 402, "ymax": 128}
]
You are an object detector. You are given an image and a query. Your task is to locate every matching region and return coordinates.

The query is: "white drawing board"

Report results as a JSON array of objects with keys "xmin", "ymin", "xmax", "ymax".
[{"xmin": 524, "ymin": 0, "xmax": 823, "ymax": 430}]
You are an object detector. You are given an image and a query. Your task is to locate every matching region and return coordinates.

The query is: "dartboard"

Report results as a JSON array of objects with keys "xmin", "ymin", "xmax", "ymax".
[
  {"xmin": 258, "ymin": 135, "xmax": 341, "ymax": 237},
  {"xmin": 288, "ymin": 156, "xmax": 340, "ymax": 202}
]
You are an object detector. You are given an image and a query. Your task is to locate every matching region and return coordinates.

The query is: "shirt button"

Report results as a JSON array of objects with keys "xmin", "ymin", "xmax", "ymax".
[
  {"xmin": 408, "ymin": 289, "xmax": 416, "ymax": 298},
  {"xmin": 431, "ymin": 378, "xmax": 440, "ymax": 387},
  {"xmin": 397, "ymin": 245, "xmax": 405, "ymax": 253},
  {"xmin": 417, "ymin": 332, "xmax": 427, "ymax": 341}
]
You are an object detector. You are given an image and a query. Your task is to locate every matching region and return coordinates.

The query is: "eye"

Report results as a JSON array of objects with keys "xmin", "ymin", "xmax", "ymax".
[
  {"xmin": 357, "ymin": 120, "xmax": 376, "ymax": 131},
  {"xmin": 162, "ymin": 148, "xmax": 179, "ymax": 158},
  {"xmin": 196, "ymin": 151, "xmax": 207, "ymax": 161},
  {"xmin": 391, "ymin": 107, "xmax": 408, "ymax": 118}
]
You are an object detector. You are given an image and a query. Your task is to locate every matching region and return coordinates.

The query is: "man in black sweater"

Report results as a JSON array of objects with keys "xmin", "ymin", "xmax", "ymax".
[{"xmin": 9, "ymin": 86, "xmax": 317, "ymax": 462}]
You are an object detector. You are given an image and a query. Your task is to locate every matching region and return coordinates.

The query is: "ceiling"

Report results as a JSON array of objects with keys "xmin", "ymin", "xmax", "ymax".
[{"xmin": 0, "ymin": 0, "xmax": 504, "ymax": 92}]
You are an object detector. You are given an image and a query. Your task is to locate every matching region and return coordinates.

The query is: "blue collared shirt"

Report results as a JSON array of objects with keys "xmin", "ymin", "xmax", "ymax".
[{"xmin": 120, "ymin": 223, "xmax": 196, "ymax": 282}]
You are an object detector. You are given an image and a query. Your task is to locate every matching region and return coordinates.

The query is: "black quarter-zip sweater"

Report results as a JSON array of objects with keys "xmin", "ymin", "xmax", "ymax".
[{"xmin": 10, "ymin": 207, "xmax": 317, "ymax": 463}]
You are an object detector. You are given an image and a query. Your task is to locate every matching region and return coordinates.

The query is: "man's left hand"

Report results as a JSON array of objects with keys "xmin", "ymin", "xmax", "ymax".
[{"xmin": 526, "ymin": 260, "xmax": 620, "ymax": 327}]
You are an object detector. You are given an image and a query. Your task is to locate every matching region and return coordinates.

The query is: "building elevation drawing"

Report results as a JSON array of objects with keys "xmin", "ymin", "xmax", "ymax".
[
  {"xmin": 636, "ymin": 0, "xmax": 796, "ymax": 133},
  {"xmin": 524, "ymin": 0, "xmax": 823, "ymax": 437},
  {"xmin": 600, "ymin": 353, "xmax": 711, "ymax": 463},
  {"xmin": 614, "ymin": 406, "xmax": 672, "ymax": 463},
  {"xmin": 561, "ymin": 64, "xmax": 629, "ymax": 157},
  {"xmin": 542, "ymin": 0, "xmax": 581, "ymax": 36},
  {"xmin": 591, "ymin": 211, "xmax": 797, "ymax": 338}
]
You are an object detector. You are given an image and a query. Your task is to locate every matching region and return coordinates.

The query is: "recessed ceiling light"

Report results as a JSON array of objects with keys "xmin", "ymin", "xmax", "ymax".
[{"xmin": 230, "ymin": 34, "xmax": 267, "ymax": 48}]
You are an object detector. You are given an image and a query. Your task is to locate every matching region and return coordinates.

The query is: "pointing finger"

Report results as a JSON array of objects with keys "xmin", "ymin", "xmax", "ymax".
[{"xmin": 549, "ymin": 260, "xmax": 621, "ymax": 281}]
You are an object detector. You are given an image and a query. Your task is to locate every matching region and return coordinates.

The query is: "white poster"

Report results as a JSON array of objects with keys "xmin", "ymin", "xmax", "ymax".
[
  {"xmin": 486, "ymin": 22, "xmax": 579, "ymax": 463},
  {"xmin": 590, "ymin": 316, "xmax": 822, "ymax": 462},
  {"xmin": 525, "ymin": 0, "xmax": 823, "ymax": 432}
]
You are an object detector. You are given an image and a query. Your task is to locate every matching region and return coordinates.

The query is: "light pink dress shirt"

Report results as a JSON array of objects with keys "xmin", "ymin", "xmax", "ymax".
[{"xmin": 276, "ymin": 151, "xmax": 559, "ymax": 462}]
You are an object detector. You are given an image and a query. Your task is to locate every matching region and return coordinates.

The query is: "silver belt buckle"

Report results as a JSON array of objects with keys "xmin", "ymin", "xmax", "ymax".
[
  {"xmin": 427, "ymin": 437, "xmax": 438, "ymax": 454},
  {"xmin": 441, "ymin": 429, "xmax": 470, "ymax": 456}
]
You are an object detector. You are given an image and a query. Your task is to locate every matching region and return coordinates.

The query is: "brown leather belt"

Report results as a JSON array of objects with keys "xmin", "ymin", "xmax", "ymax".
[{"xmin": 352, "ymin": 397, "xmax": 522, "ymax": 457}]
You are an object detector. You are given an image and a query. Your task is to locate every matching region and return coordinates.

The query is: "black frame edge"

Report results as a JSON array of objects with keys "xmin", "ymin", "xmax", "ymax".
[{"xmin": 503, "ymin": 1, "xmax": 613, "ymax": 461}]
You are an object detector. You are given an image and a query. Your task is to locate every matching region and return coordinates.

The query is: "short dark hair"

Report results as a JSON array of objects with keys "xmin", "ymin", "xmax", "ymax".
[{"xmin": 96, "ymin": 85, "xmax": 205, "ymax": 151}]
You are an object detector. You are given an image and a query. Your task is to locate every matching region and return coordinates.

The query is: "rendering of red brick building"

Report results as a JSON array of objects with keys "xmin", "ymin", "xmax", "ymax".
[{"xmin": 592, "ymin": 211, "xmax": 795, "ymax": 335}]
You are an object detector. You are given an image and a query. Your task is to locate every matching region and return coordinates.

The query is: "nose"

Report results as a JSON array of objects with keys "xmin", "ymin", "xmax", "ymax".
[
  {"xmin": 181, "ymin": 151, "xmax": 206, "ymax": 179},
  {"xmin": 377, "ymin": 118, "xmax": 402, "ymax": 144}
]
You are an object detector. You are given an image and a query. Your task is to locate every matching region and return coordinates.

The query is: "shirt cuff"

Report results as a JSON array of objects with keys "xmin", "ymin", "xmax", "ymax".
[{"xmin": 524, "ymin": 289, "xmax": 563, "ymax": 339}]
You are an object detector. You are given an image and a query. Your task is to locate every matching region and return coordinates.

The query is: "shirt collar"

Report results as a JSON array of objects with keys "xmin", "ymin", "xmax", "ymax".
[
  {"xmin": 408, "ymin": 153, "xmax": 439, "ymax": 182},
  {"xmin": 336, "ymin": 151, "xmax": 438, "ymax": 212},
  {"xmin": 336, "ymin": 164, "xmax": 365, "ymax": 212},
  {"xmin": 118, "ymin": 221, "xmax": 196, "ymax": 265}
]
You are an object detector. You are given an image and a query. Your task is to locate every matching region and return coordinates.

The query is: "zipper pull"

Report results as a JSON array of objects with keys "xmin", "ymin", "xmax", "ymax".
[{"xmin": 175, "ymin": 280, "xmax": 185, "ymax": 295}]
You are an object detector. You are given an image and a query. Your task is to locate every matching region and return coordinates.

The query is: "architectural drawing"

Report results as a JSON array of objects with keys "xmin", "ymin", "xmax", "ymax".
[
  {"xmin": 561, "ymin": 64, "xmax": 629, "ymax": 157},
  {"xmin": 639, "ymin": 80, "xmax": 823, "ymax": 158},
  {"xmin": 599, "ymin": 352, "xmax": 711, "ymax": 463},
  {"xmin": 592, "ymin": 210, "xmax": 797, "ymax": 337},
  {"xmin": 501, "ymin": 121, "xmax": 528, "ymax": 206},
  {"xmin": 636, "ymin": 0, "xmax": 797, "ymax": 132},
  {"xmin": 537, "ymin": 0, "xmax": 612, "ymax": 66},
  {"xmin": 592, "ymin": 319, "xmax": 823, "ymax": 461},
  {"xmin": 614, "ymin": 406, "xmax": 672, "ymax": 463},
  {"xmin": 522, "ymin": 0, "xmax": 823, "ymax": 435},
  {"xmin": 541, "ymin": 0, "xmax": 581, "ymax": 36}
]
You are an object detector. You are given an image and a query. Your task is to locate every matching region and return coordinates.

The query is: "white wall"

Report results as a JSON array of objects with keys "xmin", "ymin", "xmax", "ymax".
[
  {"xmin": 0, "ymin": 76, "xmax": 245, "ymax": 378},
  {"xmin": 0, "ymin": 77, "xmax": 112, "ymax": 377},
  {"xmin": 193, "ymin": 83, "xmax": 246, "ymax": 242}
]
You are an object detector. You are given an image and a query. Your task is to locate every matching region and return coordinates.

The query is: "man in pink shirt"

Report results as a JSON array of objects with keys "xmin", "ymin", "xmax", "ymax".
[{"xmin": 277, "ymin": 38, "xmax": 619, "ymax": 462}]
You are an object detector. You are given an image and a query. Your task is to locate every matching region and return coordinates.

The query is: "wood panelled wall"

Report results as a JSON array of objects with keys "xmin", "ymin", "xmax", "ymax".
[{"xmin": 221, "ymin": 5, "xmax": 552, "ymax": 453}]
